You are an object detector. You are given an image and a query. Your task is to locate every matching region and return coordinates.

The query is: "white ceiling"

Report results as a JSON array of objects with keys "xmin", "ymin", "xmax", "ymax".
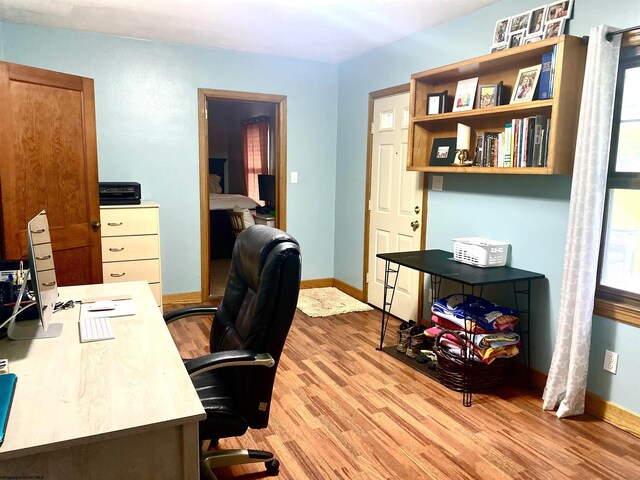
[{"xmin": 0, "ymin": 0, "xmax": 501, "ymax": 63}]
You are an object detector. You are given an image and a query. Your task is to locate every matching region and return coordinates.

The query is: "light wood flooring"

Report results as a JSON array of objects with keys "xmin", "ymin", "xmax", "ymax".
[{"xmin": 165, "ymin": 304, "xmax": 640, "ymax": 480}]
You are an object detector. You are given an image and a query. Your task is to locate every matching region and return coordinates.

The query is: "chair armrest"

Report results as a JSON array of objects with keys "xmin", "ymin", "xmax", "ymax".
[
  {"xmin": 164, "ymin": 306, "xmax": 218, "ymax": 325},
  {"xmin": 184, "ymin": 350, "xmax": 275, "ymax": 377}
]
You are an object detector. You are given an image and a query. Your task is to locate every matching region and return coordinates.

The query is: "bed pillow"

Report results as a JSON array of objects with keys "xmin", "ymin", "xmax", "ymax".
[
  {"xmin": 233, "ymin": 205, "xmax": 255, "ymax": 228},
  {"xmin": 208, "ymin": 174, "xmax": 223, "ymax": 194}
]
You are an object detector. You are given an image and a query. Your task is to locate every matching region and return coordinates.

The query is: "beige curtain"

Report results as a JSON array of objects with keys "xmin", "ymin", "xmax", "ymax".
[{"xmin": 542, "ymin": 25, "xmax": 621, "ymax": 418}]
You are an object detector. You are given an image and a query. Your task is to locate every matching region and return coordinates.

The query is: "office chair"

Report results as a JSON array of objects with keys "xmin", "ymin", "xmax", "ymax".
[{"xmin": 164, "ymin": 225, "xmax": 301, "ymax": 479}]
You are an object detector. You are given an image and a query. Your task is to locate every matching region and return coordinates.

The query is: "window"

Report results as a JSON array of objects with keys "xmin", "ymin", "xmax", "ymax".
[
  {"xmin": 595, "ymin": 44, "xmax": 640, "ymax": 326},
  {"xmin": 241, "ymin": 116, "xmax": 269, "ymax": 204}
]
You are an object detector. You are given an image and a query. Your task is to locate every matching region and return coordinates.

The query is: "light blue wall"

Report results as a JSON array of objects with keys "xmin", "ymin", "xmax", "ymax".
[
  {"xmin": 0, "ymin": 22, "xmax": 339, "ymax": 293},
  {"xmin": 335, "ymin": 0, "xmax": 640, "ymax": 413},
  {"xmin": 1, "ymin": 0, "xmax": 639, "ymax": 413}
]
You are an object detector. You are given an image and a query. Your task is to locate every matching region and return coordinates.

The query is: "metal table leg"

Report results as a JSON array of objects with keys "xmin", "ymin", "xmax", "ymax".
[{"xmin": 377, "ymin": 260, "xmax": 399, "ymax": 351}]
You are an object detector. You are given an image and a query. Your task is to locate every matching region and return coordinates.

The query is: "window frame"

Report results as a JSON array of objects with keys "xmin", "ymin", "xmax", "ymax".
[{"xmin": 594, "ymin": 42, "xmax": 640, "ymax": 327}]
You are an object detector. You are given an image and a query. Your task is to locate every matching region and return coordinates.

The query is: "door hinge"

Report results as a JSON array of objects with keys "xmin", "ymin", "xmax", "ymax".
[
  {"xmin": 205, "ymin": 107, "xmax": 208, "ymax": 120},
  {"xmin": 370, "ymin": 122, "xmax": 374, "ymax": 134},
  {"xmin": 368, "ymin": 199, "xmax": 372, "ymax": 211},
  {"xmin": 366, "ymin": 272, "xmax": 370, "ymax": 284}
]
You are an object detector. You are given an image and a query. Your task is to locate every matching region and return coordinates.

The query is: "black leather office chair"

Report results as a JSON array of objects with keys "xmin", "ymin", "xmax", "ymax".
[{"xmin": 164, "ymin": 225, "xmax": 301, "ymax": 479}]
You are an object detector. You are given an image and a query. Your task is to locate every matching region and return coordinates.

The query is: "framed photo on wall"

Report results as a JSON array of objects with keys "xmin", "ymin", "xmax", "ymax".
[
  {"xmin": 427, "ymin": 90, "xmax": 448, "ymax": 115},
  {"xmin": 511, "ymin": 65, "xmax": 542, "ymax": 103},
  {"xmin": 544, "ymin": 18, "xmax": 566, "ymax": 39},
  {"xmin": 492, "ymin": 17, "xmax": 511, "ymax": 46},
  {"xmin": 546, "ymin": 0, "xmax": 573, "ymax": 22},
  {"xmin": 429, "ymin": 137, "xmax": 457, "ymax": 166},
  {"xmin": 527, "ymin": 5, "xmax": 547, "ymax": 37},
  {"xmin": 452, "ymin": 78, "xmax": 478, "ymax": 112},
  {"xmin": 476, "ymin": 82, "xmax": 503, "ymax": 109}
]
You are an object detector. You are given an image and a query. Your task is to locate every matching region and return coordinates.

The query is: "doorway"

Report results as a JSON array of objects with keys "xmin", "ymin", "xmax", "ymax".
[
  {"xmin": 198, "ymin": 89, "xmax": 287, "ymax": 301},
  {"xmin": 363, "ymin": 85, "xmax": 426, "ymax": 322}
]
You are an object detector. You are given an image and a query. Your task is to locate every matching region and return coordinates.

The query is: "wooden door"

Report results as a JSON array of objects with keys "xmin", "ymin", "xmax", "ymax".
[
  {"xmin": 367, "ymin": 92, "xmax": 423, "ymax": 321},
  {"xmin": 0, "ymin": 62, "xmax": 102, "ymax": 286}
]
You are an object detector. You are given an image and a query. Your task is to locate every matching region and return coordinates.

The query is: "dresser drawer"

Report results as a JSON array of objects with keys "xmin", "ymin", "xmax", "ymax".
[
  {"xmin": 102, "ymin": 259, "xmax": 160, "ymax": 284},
  {"xmin": 101, "ymin": 208, "xmax": 158, "ymax": 237},
  {"xmin": 102, "ymin": 235, "xmax": 159, "ymax": 262}
]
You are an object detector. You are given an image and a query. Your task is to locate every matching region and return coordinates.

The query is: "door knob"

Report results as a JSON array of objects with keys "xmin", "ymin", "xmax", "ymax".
[
  {"xmin": 411, "ymin": 220, "xmax": 420, "ymax": 231},
  {"xmin": 91, "ymin": 221, "xmax": 101, "ymax": 230},
  {"xmin": 415, "ymin": 206, "xmax": 421, "ymax": 214}
]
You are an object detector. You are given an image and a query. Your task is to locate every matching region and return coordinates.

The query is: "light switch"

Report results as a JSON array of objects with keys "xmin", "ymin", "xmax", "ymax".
[{"xmin": 291, "ymin": 172, "xmax": 298, "ymax": 184}]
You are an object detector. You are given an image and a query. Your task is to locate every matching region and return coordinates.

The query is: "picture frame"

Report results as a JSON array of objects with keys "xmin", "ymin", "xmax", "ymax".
[
  {"xmin": 490, "ymin": 44, "xmax": 508, "ymax": 54},
  {"xmin": 546, "ymin": 0, "xmax": 573, "ymax": 22},
  {"xmin": 493, "ymin": 17, "xmax": 511, "ymax": 45},
  {"xmin": 476, "ymin": 82, "xmax": 502, "ymax": 109},
  {"xmin": 427, "ymin": 90, "xmax": 448, "ymax": 115},
  {"xmin": 525, "ymin": 35, "xmax": 544, "ymax": 44},
  {"xmin": 429, "ymin": 137, "xmax": 457, "ymax": 166},
  {"xmin": 452, "ymin": 77, "xmax": 478, "ymax": 112},
  {"xmin": 508, "ymin": 31, "xmax": 525, "ymax": 48},
  {"xmin": 544, "ymin": 18, "xmax": 566, "ymax": 39},
  {"xmin": 527, "ymin": 5, "xmax": 547, "ymax": 37},
  {"xmin": 509, "ymin": 12, "xmax": 530, "ymax": 33},
  {"xmin": 511, "ymin": 65, "xmax": 542, "ymax": 103}
]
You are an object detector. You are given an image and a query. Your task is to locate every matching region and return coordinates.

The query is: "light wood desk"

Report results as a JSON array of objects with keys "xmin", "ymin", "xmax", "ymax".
[{"xmin": 0, "ymin": 281, "xmax": 205, "ymax": 479}]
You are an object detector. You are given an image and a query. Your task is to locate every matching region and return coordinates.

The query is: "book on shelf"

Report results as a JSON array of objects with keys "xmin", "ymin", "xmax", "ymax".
[
  {"xmin": 503, "ymin": 123, "xmax": 512, "ymax": 167},
  {"xmin": 531, "ymin": 115, "xmax": 548, "ymax": 167},
  {"xmin": 475, "ymin": 133, "xmax": 484, "ymax": 165},
  {"xmin": 526, "ymin": 117, "xmax": 536, "ymax": 167},
  {"xmin": 472, "ymin": 116, "xmax": 550, "ymax": 168},
  {"xmin": 549, "ymin": 45, "xmax": 558, "ymax": 98},
  {"xmin": 538, "ymin": 51, "xmax": 554, "ymax": 100}
]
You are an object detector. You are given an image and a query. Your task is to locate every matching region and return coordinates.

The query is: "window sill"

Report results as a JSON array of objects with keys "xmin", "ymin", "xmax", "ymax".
[{"xmin": 593, "ymin": 298, "xmax": 640, "ymax": 327}]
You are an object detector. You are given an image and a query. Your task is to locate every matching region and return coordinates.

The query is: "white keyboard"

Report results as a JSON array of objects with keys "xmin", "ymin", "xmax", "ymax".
[{"xmin": 79, "ymin": 316, "xmax": 115, "ymax": 343}]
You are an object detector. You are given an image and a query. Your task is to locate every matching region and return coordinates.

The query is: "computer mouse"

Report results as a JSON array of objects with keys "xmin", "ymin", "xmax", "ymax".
[{"xmin": 88, "ymin": 300, "xmax": 117, "ymax": 312}]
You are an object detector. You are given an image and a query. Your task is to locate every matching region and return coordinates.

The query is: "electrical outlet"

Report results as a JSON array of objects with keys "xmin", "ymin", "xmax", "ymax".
[
  {"xmin": 603, "ymin": 349, "xmax": 619, "ymax": 374},
  {"xmin": 432, "ymin": 175, "xmax": 443, "ymax": 191}
]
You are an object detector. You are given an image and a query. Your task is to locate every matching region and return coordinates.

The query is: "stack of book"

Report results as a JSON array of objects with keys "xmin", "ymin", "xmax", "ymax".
[{"xmin": 474, "ymin": 115, "xmax": 550, "ymax": 168}]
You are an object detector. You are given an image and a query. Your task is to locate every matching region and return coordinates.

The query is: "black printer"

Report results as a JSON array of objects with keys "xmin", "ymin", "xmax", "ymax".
[{"xmin": 99, "ymin": 182, "xmax": 141, "ymax": 205}]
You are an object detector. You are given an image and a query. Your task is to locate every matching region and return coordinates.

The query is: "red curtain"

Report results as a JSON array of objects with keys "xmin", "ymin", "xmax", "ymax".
[{"xmin": 241, "ymin": 116, "xmax": 269, "ymax": 202}]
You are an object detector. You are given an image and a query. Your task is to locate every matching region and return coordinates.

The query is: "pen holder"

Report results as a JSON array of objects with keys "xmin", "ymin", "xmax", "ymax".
[{"xmin": 0, "ymin": 281, "xmax": 15, "ymax": 305}]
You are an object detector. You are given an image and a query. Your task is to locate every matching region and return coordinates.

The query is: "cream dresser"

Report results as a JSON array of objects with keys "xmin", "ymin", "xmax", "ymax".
[{"xmin": 100, "ymin": 202, "xmax": 162, "ymax": 308}]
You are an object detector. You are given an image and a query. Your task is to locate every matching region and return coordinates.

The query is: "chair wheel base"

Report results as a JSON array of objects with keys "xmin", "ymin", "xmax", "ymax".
[{"xmin": 265, "ymin": 458, "xmax": 280, "ymax": 475}]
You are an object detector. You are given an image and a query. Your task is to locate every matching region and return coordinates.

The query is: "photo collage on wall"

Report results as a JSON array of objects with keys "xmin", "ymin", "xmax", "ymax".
[{"xmin": 491, "ymin": 0, "xmax": 573, "ymax": 53}]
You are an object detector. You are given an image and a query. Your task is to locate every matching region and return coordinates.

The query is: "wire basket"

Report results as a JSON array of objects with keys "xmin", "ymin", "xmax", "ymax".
[
  {"xmin": 433, "ymin": 331, "xmax": 513, "ymax": 393},
  {"xmin": 453, "ymin": 237, "xmax": 509, "ymax": 268}
]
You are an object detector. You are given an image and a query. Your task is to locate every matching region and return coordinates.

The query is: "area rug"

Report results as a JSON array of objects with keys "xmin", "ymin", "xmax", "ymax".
[{"xmin": 297, "ymin": 287, "xmax": 373, "ymax": 317}]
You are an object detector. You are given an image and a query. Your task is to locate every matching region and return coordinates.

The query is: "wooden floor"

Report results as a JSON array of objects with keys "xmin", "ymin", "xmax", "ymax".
[{"xmin": 166, "ymin": 304, "xmax": 640, "ymax": 480}]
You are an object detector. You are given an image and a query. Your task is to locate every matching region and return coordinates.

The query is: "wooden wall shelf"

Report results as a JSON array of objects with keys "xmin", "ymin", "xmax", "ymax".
[{"xmin": 407, "ymin": 35, "xmax": 587, "ymax": 175}]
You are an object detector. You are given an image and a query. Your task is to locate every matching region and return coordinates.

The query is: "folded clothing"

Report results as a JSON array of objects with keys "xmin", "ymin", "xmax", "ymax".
[
  {"xmin": 431, "ymin": 294, "xmax": 519, "ymax": 333},
  {"xmin": 428, "ymin": 325, "xmax": 519, "ymax": 348},
  {"xmin": 434, "ymin": 330, "xmax": 520, "ymax": 364}
]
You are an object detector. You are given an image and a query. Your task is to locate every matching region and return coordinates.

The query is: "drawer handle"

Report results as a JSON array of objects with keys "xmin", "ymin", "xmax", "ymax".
[
  {"xmin": 110, "ymin": 273, "xmax": 126, "ymax": 278},
  {"xmin": 107, "ymin": 222, "xmax": 123, "ymax": 227},
  {"xmin": 36, "ymin": 255, "xmax": 52, "ymax": 261},
  {"xmin": 109, "ymin": 247, "xmax": 125, "ymax": 252},
  {"xmin": 42, "ymin": 281, "xmax": 56, "ymax": 287},
  {"xmin": 31, "ymin": 228, "xmax": 45, "ymax": 234}
]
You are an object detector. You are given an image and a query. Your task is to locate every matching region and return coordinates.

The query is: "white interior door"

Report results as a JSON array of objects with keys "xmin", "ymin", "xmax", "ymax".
[{"xmin": 367, "ymin": 92, "xmax": 424, "ymax": 322}]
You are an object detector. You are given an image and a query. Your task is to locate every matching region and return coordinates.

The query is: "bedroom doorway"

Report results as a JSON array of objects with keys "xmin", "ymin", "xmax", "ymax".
[{"xmin": 198, "ymin": 89, "xmax": 287, "ymax": 301}]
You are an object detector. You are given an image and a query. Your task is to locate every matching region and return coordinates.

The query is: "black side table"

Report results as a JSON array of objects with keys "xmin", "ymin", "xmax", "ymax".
[{"xmin": 377, "ymin": 249, "xmax": 545, "ymax": 406}]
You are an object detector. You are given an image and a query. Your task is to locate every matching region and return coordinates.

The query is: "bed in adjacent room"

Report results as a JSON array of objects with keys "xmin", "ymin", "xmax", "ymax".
[{"xmin": 208, "ymin": 158, "xmax": 258, "ymax": 259}]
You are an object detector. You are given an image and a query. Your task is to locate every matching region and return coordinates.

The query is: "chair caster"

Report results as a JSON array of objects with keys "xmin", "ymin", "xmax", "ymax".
[{"xmin": 265, "ymin": 458, "xmax": 280, "ymax": 475}]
